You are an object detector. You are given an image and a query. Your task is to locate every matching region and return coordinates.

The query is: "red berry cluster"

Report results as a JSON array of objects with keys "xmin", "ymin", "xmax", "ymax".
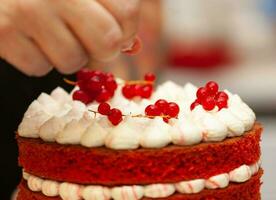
[
  {"xmin": 122, "ymin": 73, "xmax": 156, "ymax": 99},
  {"xmin": 190, "ymin": 81, "xmax": 229, "ymax": 111},
  {"xmin": 73, "ymin": 69, "xmax": 117, "ymax": 104},
  {"xmin": 98, "ymin": 102, "xmax": 123, "ymax": 125},
  {"xmin": 145, "ymin": 99, "xmax": 180, "ymax": 123}
]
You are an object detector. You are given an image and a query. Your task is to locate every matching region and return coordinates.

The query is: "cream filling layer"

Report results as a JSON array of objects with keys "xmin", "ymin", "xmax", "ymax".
[
  {"xmin": 18, "ymin": 82, "xmax": 256, "ymax": 150},
  {"xmin": 23, "ymin": 161, "xmax": 260, "ymax": 200}
]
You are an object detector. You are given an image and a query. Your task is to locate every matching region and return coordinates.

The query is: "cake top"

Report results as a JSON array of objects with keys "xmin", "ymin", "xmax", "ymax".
[{"xmin": 18, "ymin": 70, "xmax": 256, "ymax": 150}]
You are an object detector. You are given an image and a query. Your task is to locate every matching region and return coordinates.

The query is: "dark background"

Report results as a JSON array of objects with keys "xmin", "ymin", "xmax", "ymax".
[{"xmin": 0, "ymin": 60, "xmax": 74, "ymax": 199}]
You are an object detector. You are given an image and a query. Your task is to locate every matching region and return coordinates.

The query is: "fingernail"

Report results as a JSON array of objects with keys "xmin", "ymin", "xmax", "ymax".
[
  {"xmin": 121, "ymin": 40, "xmax": 135, "ymax": 52},
  {"xmin": 121, "ymin": 37, "xmax": 142, "ymax": 55}
]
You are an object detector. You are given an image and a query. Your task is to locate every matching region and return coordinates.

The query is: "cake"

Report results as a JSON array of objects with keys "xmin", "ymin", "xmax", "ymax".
[{"xmin": 16, "ymin": 70, "xmax": 263, "ymax": 200}]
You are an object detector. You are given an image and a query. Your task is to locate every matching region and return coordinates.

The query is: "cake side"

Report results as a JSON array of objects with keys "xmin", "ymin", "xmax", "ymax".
[{"xmin": 18, "ymin": 123, "xmax": 262, "ymax": 185}]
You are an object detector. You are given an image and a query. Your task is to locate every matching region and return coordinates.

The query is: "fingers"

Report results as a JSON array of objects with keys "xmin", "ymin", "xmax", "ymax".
[
  {"xmin": 0, "ymin": 0, "xmax": 142, "ymax": 77},
  {"xmin": 60, "ymin": 0, "xmax": 124, "ymax": 62},
  {"xmin": 96, "ymin": 0, "xmax": 141, "ymax": 44},
  {"xmin": 0, "ymin": 17, "xmax": 52, "ymax": 76},
  {"xmin": 14, "ymin": 0, "xmax": 88, "ymax": 74}
]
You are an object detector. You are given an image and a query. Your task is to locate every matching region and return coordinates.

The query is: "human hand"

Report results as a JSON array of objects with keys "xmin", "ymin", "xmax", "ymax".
[{"xmin": 0, "ymin": 0, "xmax": 141, "ymax": 76}]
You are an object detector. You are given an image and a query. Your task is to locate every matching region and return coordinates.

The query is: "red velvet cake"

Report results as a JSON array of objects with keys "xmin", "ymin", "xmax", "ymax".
[{"xmin": 16, "ymin": 70, "xmax": 263, "ymax": 200}]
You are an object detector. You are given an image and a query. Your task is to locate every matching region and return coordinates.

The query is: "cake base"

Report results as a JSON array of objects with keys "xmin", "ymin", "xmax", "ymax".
[{"xmin": 17, "ymin": 170, "xmax": 262, "ymax": 200}]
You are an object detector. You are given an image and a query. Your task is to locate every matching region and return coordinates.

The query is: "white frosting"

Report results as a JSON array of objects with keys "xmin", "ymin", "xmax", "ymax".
[
  {"xmin": 50, "ymin": 87, "xmax": 71, "ymax": 104},
  {"xmin": 192, "ymin": 106, "xmax": 228, "ymax": 142},
  {"xmin": 56, "ymin": 111, "xmax": 93, "ymax": 145},
  {"xmin": 59, "ymin": 183, "xmax": 82, "ymax": 200},
  {"xmin": 27, "ymin": 175, "xmax": 43, "ymax": 192},
  {"xmin": 80, "ymin": 119, "xmax": 109, "ymax": 148},
  {"xmin": 82, "ymin": 186, "xmax": 111, "ymax": 200},
  {"xmin": 171, "ymin": 115, "xmax": 203, "ymax": 145},
  {"xmin": 205, "ymin": 173, "xmax": 229, "ymax": 189},
  {"xmin": 111, "ymin": 186, "xmax": 144, "ymax": 200},
  {"xmin": 18, "ymin": 81, "xmax": 256, "ymax": 150},
  {"xmin": 229, "ymin": 165, "xmax": 252, "ymax": 183},
  {"xmin": 144, "ymin": 184, "xmax": 175, "ymax": 198},
  {"xmin": 105, "ymin": 117, "xmax": 141, "ymax": 150},
  {"xmin": 23, "ymin": 161, "xmax": 260, "ymax": 199},
  {"xmin": 140, "ymin": 118, "xmax": 171, "ymax": 148},
  {"xmin": 42, "ymin": 180, "xmax": 59, "ymax": 197},
  {"xmin": 175, "ymin": 179, "xmax": 205, "ymax": 194}
]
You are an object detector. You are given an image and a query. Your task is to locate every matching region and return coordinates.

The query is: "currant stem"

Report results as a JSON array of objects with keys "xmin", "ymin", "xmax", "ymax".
[
  {"xmin": 88, "ymin": 110, "xmax": 177, "ymax": 119},
  {"xmin": 64, "ymin": 78, "xmax": 77, "ymax": 86},
  {"xmin": 124, "ymin": 80, "xmax": 153, "ymax": 85}
]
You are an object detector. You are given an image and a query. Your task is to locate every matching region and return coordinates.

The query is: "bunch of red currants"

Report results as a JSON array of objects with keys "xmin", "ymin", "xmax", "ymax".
[{"xmin": 190, "ymin": 81, "xmax": 229, "ymax": 111}]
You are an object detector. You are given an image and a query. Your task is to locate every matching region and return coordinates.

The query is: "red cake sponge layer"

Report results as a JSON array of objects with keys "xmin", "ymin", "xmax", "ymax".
[
  {"xmin": 18, "ymin": 123, "xmax": 262, "ymax": 185},
  {"xmin": 17, "ymin": 170, "xmax": 262, "ymax": 200}
]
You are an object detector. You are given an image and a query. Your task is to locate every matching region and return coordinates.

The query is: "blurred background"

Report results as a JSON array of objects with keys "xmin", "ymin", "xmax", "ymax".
[{"xmin": 1, "ymin": 0, "xmax": 275, "ymax": 199}]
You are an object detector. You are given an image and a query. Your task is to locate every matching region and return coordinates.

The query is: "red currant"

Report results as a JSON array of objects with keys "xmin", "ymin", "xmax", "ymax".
[
  {"xmin": 190, "ymin": 100, "xmax": 200, "ymax": 111},
  {"xmin": 166, "ymin": 102, "xmax": 180, "ymax": 117},
  {"xmin": 105, "ymin": 77, "xmax": 117, "ymax": 92},
  {"xmin": 140, "ymin": 85, "xmax": 153, "ymax": 98},
  {"xmin": 105, "ymin": 72, "xmax": 114, "ymax": 79},
  {"xmin": 144, "ymin": 73, "xmax": 156, "ymax": 82},
  {"xmin": 196, "ymin": 87, "xmax": 208, "ymax": 100},
  {"xmin": 77, "ymin": 68, "xmax": 94, "ymax": 81},
  {"xmin": 216, "ymin": 97, "xmax": 228, "ymax": 110},
  {"xmin": 72, "ymin": 90, "xmax": 91, "ymax": 104},
  {"xmin": 145, "ymin": 105, "xmax": 161, "ymax": 117},
  {"xmin": 87, "ymin": 76, "xmax": 102, "ymax": 92},
  {"xmin": 108, "ymin": 108, "xmax": 123, "ymax": 125},
  {"xmin": 92, "ymin": 70, "xmax": 105, "ymax": 79},
  {"xmin": 215, "ymin": 91, "xmax": 228, "ymax": 100},
  {"xmin": 96, "ymin": 89, "xmax": 111, "ymax": 103},
  {"xmin": 77, "ymin": 80, "xmax": 88, "ymax": 91},
  {"xmin": 163, "ymin": 117, "xmax": 170, "ymax": 123},
  {"xmin": 202, "ymin": 96, "xmax": 216, "ymax": 111},
  {"xmin": 122, "ymin": 85, "xmax": 135, "ymax": 99},
  {"xmin": 206, "ymin": 81, "xmax": 219, "ymax": 95},
  {"xmin": 155, "ymin": 99, "xmax": 169, "ymax": 113},
  {"xmin": 98, "ymin": 102, "xmax": 111, "ymax": 115},
  {"xmin": 133, "ymin": 85, "xmax": 143, "ymax": 96}
]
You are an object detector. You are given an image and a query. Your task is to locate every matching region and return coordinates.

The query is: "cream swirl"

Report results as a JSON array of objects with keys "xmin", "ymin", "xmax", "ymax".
[
  {"xmin": 22, "ymin": 161, "xmax": 261, "ymax": 199},
  {"xmin": 18, "ymin": 81, "xmax": 256, "ymax": 150}
]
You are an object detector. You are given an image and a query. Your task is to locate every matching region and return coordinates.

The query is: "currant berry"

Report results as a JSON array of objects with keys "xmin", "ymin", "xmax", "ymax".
[
  {"xmin": 163, "ymin": 117, "xmax": 170, "ymax": 123},
  {"xmin": 133, "ymin": 85, "xmax": 143, "ymax": 97},
  {"xmin": 202, "ymin": 96, "xmax": 216, "ymax": 111},
  {"xmin": 196, "ymin": 87, "xmax": 208, "ymax": 100},
  {"xmin": 108, "ymin": 108, "xmax": 123, "ymax": 125},
  {"xmin": 77, "ymin": 80, "xmax": 88, "ymax": 91},
  {"xmin": 77, "ymin": 68, "xmax": 94, "ymax": 81},
  {"xmin": 206, "ymin": 81, "xmax": 219, "ymax": 95},
  {"xmin": 105, "ymin": 77, "xmax": 117, "ymax": 92},
  {"xmin": 145, "ymin": 105, "xmax": 161, "ymax": 117},
  {"xmin": 215, "ymin": 91, "xmax": 228, "ymax": 100},
  {"xmin": 155, "ymin": 99, "xmax": 169, "ymax": 113},
  {"xmin": 122, "ymin": 85, "xmax": 135, "ymax": 99},
  {"xmin": 105, "ymin": 72, "xmax": 114, "ymax": 79},
  {"xmin": 96, "ymin": 89, "xmax": 111, "ymax": 103},
  {"xmin": 144, "ymin": 73, "xmax": 156, "ymax": 82},
  {"xmin": 166, "ymin": 102, "xmax": 180, "ymax": 117},
  {"xmin": 98, "ymin": 102, "xmax": 111, "ymax": 115},
  {"xmin": 72, "ymin": 90, "xmax": 91, "ymax": 104},
  {"xmin": 190, "ymin": 100, "xmax": 200, "ymax": 111},
  {"xmin": 87, "ymin": 76, "xmax": 102, "ymax": 92},
  {"xmin": 140, "ymin": 85, "xmax": 153, "ymax": 98},
  {"xmin": 216, "ymin": 97, "xmax": 228, "ymax": 110}
]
